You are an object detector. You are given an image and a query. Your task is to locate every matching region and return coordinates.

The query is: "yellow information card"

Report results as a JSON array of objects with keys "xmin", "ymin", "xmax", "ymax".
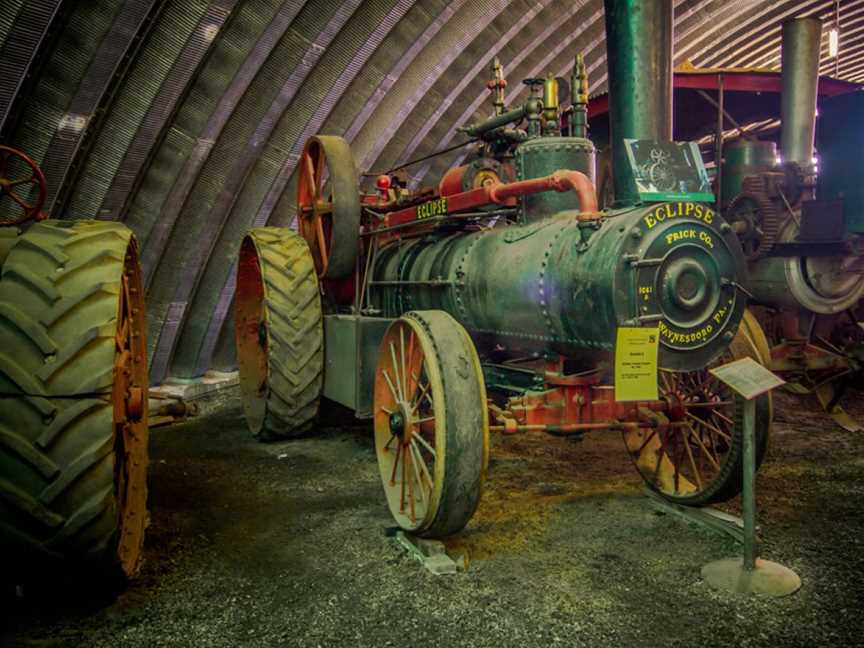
[{"xmin": 614, "ymin": 327, "xmax": 659, "ymax": 402}]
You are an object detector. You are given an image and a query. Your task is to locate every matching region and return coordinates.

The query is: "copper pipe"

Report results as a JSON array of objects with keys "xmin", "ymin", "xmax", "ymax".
[{"xmin": 487, "ymin": 169, "xmax": 598, "ymax": 213}]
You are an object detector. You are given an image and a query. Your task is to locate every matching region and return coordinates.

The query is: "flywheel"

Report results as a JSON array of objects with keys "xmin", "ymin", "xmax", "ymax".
[{"xmin": 296, "ymin": 135, "xmax": 361, "ymax": 278}]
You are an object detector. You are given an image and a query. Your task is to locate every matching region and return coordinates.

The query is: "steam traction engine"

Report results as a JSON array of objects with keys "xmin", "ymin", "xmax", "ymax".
[
  {"xmin": 720, "ymin": 18, "xmax": 864, "ymax": 429},
  {"xmin": 235, "ymin": 15, "xmax": 772, "ymax": 536}
]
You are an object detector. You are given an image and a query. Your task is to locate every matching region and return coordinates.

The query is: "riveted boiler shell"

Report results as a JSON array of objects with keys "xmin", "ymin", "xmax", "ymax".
[{"xmin": 371, "ymin": 201, "xmax": 747, "ymax": 372}]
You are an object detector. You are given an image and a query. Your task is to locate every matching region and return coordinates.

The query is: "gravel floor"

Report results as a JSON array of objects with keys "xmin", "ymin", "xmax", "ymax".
[{"xmin": 2, "ymin": 389, "xmax": 863, "ymax": 647}]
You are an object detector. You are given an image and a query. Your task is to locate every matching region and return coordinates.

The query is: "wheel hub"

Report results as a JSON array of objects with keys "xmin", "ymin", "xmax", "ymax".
[{"xmin": 389, "ymin": 402, "xmax": 414, "ymax": 440}]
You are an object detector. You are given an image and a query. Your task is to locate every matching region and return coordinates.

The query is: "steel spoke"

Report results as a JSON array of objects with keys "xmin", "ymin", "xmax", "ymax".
[
  {"xmin": 7, "ymin": 191, "xmax": 29, "ymax": 210},
  {"xmin": 405, "ymin": 444, "xmax": 415, "ymax": 522},
  {"xmin": 684, "ymin": 424, "xmax": 721, "ymax": 470},
  {"xmin": 409, "ymin": 442, "xmax": 426, "ymax": 503},
  {"xmin": 383, "ymin": 369, "xmax": 400, "ymax": 403},
  {"xmin": 405, "ymin": 331, "xmax": 416, "ymax": 398},
  {"xmin": 415, "ymin": 432, "xmax": 436, "ymax": 459},
  {"xmin": 411, "ymin": 381, "xmax": 431, "ymax": 413},
  {"xmin": 385, "ymin": 432, "xmax": 398, "ymax": 451},
  {"xmin": 399, "ymin": 326, "xmax": 407, "ymax": 403},
  {"xmin": 389, "ymin": 342, "xmax": 404, "ymax": 400},
  {"xmin": 315, "ymin": 218, "xmax": 328, "ymax": 268},
  {"xmin": 304, "ymin": 154, "xmax": 317, "ymax": 199},
  {"xmin": 635, "ymin": 428, "xmax": 659, "ymax": 456},
  {"xmin": 389, "ymin": 439, "xmax": 401, "ymax": 485},
  {"xmin": 400, "ymin": 443, "xmax": 407, "ymax": 513},
  {"xmin": 682, "ymin": 428, "xmax": 703, "ymax": 490},
  {"xmin": 410, "ymin": 440, "xmax": 434, "ymax": 489},
  {"xmin": 687, "ymin": 412, "xmax": 732, "ymax": 442},
  {"xmin": 710, "ymin": 408, "xmax": 735, "ymax": 426}
]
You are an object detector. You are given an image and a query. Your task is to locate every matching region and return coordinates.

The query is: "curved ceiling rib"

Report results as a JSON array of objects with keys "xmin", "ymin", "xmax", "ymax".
[
  {"xmin": 87, "ymin": 0, "xmax": 237, "ymax": 222},
  {"xmin": 170, "ymin": 0, "xmax": 417, "ymax": 378},
  {"xmin": 136, "ymin": 0, "xmax": 304, "ymax": 285},
  {"xmin": 353, "ymin": 0, "xmax": 513, "ymax": 177},
  {"xmin": 39, "ymin": 0, "xmax": 162, "ymax": 216},
  {"xmin": 410, "ymin": 3, "xmax": 606, "ymax": 188},
  {"xmin": 147, "ymin": 0, "xmax": 371, "ymax": 383},
  {"xmin": 0, "ymin": 0, "xmax": 63, "ymax": 134}
]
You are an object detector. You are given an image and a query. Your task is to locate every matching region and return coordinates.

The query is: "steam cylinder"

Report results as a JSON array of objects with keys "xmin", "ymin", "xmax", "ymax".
[{"xmin": 371, "ymin": 203, "xmax": 746, "ymax": 372}]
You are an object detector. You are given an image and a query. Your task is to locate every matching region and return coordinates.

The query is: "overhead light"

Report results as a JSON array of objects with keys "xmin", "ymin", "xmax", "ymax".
[{"xmin": 829, "ymin": 28, "xmax": 839, "ymax": 57}]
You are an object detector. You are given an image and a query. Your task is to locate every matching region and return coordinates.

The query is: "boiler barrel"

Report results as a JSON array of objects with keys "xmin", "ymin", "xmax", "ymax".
[{"xmin": 371, "ymin": 202, "xmax": 746, "ymax": 372}]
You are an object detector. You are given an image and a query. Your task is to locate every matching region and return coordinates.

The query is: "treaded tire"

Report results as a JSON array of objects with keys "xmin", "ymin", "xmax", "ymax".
[
  {"xmin": 235, "ymin": 227, "xmax": 323, "ymax": 441},
  {"xmin": 0, "ymin": 220, "xmax": 149, "ymax": 580}
]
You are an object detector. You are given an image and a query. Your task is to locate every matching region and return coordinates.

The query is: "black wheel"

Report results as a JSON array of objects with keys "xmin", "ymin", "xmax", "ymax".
[
  {"xmin": 235, "ymin": 227, "xmax": 323, "ymax": 440},
  {"xmin": 623, "ymin": 320, "xmax": 771, "ymax": 506},
  {"xmin": 296, "ymin": 135, "xmax": 361, "ymax": 278},
  {"xmin": 0, "ymin": 220, "xmax": 148, "ymax": 579},
  {"xmin": 374, "ymin": 310, "xmax": 489, "ymax": 537}
]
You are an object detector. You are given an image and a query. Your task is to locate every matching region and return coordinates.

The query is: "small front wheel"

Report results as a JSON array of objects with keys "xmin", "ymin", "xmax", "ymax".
[{"xmin": 373, "ymin": 310, "xmax": 489, "ymax": 537}]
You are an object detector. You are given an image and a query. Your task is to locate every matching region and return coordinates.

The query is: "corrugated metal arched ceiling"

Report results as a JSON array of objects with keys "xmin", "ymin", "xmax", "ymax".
[{"xmin": 0, "ymin": 0, "xmax": 861, "ymax": 383}]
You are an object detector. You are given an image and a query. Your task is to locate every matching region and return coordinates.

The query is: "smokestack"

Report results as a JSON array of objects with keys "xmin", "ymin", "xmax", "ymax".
[
  {"xmin": 604, "ymin": 0, "xmax": 673, "ymax": 206},
  {"xmin": 780, "ymin": 17, "xmax": 822, "ymax": 169}
]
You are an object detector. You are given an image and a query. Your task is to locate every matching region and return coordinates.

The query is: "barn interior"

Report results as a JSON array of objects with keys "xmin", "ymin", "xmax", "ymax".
[{"xmin": 1, "ymin": 1, "xmax": 864, "ymax": 646}]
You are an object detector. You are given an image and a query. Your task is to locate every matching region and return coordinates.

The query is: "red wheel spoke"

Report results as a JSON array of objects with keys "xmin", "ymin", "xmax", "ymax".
[
  {"xmin": 389, "ymin": 439, "xmax": 401, "ymax": 485},
  {"xmin": 409, "ymin": 442, "xmax": 428, "ymax": 501},
  {"xmin": 400, "ymin": 443, "xmax": 408, "ymax": 513},
  {"xmin": 7, "ymin": 191, "xmax": 31, "ymax": 210},
  {"xmin": 315, "ymin": 217, "xmax": 328, "ymax": 269},
  {"xmin": 406, "ymin": 444, "xmax": 415, "ymax": 522},
  {"xmin": 684, "ymin": 425, "xmax": 721, "ymax": 470},
  {"xmin": 389, "ymin": 342, "xmax": 404, "ymax": 401},
  {"xmin": 682, "ymin": 428, "xmax": 703, "ymax": 489},
  {"xmin": 9, "ymin": 175, "xmax": 35, "ymax": 187},
  {"xmin": 687, "ymin": 412, "xmax": 732, "ymax": 443},
  {"xmin": 304, "ymin": 154, "xmax": 317, "ymax": 199},
  {"xmin": 415, "ymin": 432, "xmax": 436, "ymax": 459}
]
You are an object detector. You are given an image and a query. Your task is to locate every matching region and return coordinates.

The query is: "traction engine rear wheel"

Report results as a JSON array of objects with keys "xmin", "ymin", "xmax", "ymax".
[
  {"xmin": 234, "ymin": 227, "xmax": 323, "ymax": 440},
  {"xmin": 0, "ymin": 220, "xmax": 148, "ymax": 580},
  {"xmin": 623, "ymin": 319, "xmax": 771, "ymax": 506},
  {"xmin": 296, "ymin": 135, "xmax": 361, "ymax": 279},
  {"xmin": 374, "ymin": 311, "xmax": 489, "ymax": 537}
]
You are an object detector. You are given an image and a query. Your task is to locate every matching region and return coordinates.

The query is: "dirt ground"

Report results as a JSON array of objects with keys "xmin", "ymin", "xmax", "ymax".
[{"xmin": 2, "ymin": 389, "xmax": 864, "ymax": 647}]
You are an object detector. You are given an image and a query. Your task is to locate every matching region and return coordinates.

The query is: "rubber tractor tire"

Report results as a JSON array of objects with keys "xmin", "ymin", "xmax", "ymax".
[
  {"xmin": 0, "ymin": 220, "xmax": 148, "ymax": 582},
  {"xmin": 235, "ymin": 227, "xmax": 324, "ymax": 441}
]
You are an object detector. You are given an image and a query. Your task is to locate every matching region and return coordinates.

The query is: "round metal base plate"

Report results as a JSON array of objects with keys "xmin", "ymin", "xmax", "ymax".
[{"xmin": 701, "ymin": 557, "xmax": 801, "ymax": 597}]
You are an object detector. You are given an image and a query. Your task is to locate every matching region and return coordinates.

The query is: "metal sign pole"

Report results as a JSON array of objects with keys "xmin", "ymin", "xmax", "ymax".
[
  {"xmin": 742, "ymin": 397, "xmax": 757, "ymax": 571},
  {"xmin": 701, "ymin": 356, "xmax": 801, "ymax": 597}
]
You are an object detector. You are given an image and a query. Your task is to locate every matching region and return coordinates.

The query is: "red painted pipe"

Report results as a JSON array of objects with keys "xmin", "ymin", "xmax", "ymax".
[{"xmin": 487, "ymin": 169, "xmax": 598, "ymax": 213}]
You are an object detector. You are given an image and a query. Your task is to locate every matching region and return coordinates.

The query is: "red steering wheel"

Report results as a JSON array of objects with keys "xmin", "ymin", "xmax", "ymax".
[{"xmin": 0, "ymin": 145, "xmax": 47, "ymax": 225}]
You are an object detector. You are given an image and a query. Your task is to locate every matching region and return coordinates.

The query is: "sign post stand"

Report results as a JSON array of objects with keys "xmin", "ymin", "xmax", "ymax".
[{"xmin": 700, "ymin": 357, "xmax": 801, "ymax": 597}]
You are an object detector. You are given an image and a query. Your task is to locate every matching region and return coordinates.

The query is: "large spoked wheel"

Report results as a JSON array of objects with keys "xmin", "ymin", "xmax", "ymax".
[
  {"xmin": 235, "ymin": 227, "xmax": 323, "ymax": 440},
  {"xmin": 0, "ymin": 145, "xmax": 47, "ymax": 225},
  {"xmin": 0, "ymin": 220, "xmax": 148, "ymax": 580},
  {"xmin": 623, "ymin": 322, "xmax": 771, "ymax": 506},
  {"xmin": 296, "ymin": 135, "xmax": 361, "ymax": 278},
  {"xmin": 374, "ymin": 311, "xmax": 489, "ymax": 538}
]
